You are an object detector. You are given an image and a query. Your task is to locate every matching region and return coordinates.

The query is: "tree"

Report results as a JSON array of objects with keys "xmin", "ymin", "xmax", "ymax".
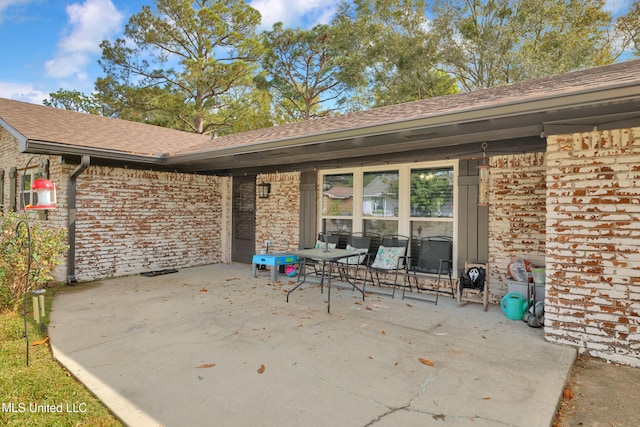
[
  {"xmin": 615, "ymin": 0, "xmax": 640, "ymax": 57},
  {"xmin": 256, "ymin": 23, "xmax": 346, "ymax": 121},
  {"xmin": 44, "ymin": 90, "xmax": 101, "ymax": 114},
  {"xmin": 331, "ymin": 0, "xmax": 458, "ymax": 109},
  {"xmin": 96, "ymin": 0, "xmax": 263, "ymax": 136},
  {"xmin": 431, "ymin": 0, "xmax": 614, "ymax": 91}
]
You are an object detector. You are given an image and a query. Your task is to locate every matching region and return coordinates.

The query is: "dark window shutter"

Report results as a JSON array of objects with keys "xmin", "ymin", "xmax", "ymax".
[{"xmin": 9, "ymin": 167, "xmax": 16, "ymax": 212}]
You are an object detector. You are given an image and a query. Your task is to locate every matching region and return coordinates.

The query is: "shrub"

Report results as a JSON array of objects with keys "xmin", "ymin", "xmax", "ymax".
[{"xmin": 0, "ymin": 213, "xmax": 68, "ymax": 312}]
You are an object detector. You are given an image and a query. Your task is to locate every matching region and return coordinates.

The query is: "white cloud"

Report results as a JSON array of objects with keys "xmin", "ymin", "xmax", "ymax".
[
  {"xmin": 249, "ymin": 0, "xmax": 341, "ymax": 29},
  {"xmin": 44, "ymin": 0, "xmax": 124, "ymax": 80},
  {"xmin": 0, "ymin": 81, "xmax": 47, "ymax": 104},
  {"xmin": 0, "ymin": 0, "xmax": 33, "ymax": 23}
]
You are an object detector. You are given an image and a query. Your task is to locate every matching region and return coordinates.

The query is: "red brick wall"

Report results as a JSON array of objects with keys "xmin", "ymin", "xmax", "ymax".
[
  {"xmin": 488, "ymin": 152, "xmax": 547, "ymax": 301},
  {"xmin": 545, "ymin": 128, "xmax": 640, "ymax": 367},
  {"xmin": 255, "ymin": 172, "xmax": 300, "ymax": 252}
]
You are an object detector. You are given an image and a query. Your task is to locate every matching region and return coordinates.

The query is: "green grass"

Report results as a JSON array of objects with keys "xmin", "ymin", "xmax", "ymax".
[{"xmin": 0, "ymin": 292, "xmax": 123, "ymax": 427}]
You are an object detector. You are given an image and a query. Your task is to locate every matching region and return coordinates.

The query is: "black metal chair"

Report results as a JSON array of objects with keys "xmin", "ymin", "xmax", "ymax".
[
  {"xmin": 303, "ymin": 233, "xmax": 340, "ymax": 283},
  {"xmin": 336, "ymin": 232, "xmax": 373, "ymax": 284},
  {"xmin": 381, "ymin": 234, "xmax": 410, "ymax": 250},
  {"xmin": 402, "ymin": 236, "xmax": 454, "ymax": 303},
  {"xmin": 364, "ymin": 234, "xmax": 410, "ymax": 295}
]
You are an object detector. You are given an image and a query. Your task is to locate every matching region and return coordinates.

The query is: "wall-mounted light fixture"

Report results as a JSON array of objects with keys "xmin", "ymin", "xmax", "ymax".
[
  {"xmin": 257, "ymin": 182, "xmax": 271, "ymax": 198},
  {"xmin": 478, "ymin": 142, "xmax": 490, "ymax": 206}
]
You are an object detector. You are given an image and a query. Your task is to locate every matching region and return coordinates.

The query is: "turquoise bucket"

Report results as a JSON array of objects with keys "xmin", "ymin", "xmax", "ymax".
[{"xmin": 501, "ymin": 292, "xmax": 528, "ymax": 320}]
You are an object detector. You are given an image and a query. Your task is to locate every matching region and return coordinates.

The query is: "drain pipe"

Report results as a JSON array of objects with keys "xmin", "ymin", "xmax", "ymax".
[{"xmin": 67, "ymin": 155, "xmax": 90, "ymax": 285}]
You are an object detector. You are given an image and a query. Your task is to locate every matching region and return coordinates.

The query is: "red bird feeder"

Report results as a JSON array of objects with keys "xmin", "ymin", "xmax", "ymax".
[{"xmin": 27, "ymin": 178, "xmax": 57, "ymax": 210}]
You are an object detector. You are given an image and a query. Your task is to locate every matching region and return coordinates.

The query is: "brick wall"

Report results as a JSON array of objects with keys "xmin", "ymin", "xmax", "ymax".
[
  {"xmin": 488, "ymin": 152, "xmax": 547, "ymax": 301},
  {"xmin": 545, "ymin": 128, "xmax": 640, "ymax": 367},
  {"xmin": 73, "ymin": 165, "xmax": 228, "ymax": 281},
  {"xmin": 1, "ymin": 131, "xmax": 69, "ymax": 281},
  {"xmin": 255, "ymin": 172, "xmax": 301, "ymax": 252}
]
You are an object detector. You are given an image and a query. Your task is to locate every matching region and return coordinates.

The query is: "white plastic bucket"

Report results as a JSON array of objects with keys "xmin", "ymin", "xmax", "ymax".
[{"xmin": 531, "ymin": 268, "xmax": 545, "ymax": 285}]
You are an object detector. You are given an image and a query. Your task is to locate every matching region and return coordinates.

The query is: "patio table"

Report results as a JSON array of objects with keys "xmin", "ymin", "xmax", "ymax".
[{"xmin": 286, "ymin": 247, "xmax": 366, "ymax": 313}]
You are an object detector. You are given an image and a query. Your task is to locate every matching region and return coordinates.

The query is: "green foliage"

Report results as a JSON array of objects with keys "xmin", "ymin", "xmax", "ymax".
[
  {"xmin": 258, "ymin": 23, "xmax": 347, "ymax": 121},
  {"xmin": 96, "ymin": 0, "xmax": 263, "ymax": 136},
  {"xmin": 44, "ymin": 0, "xmax": 639, "ymax": 129},
  {"xmin": 331, "ymin": 0, "xmax": 458, "ymax": 108},
  {"xmin": 0, "ymin": 213, "xmax": 68, "ymax": 312},
  {"xmin": 431, "ymin": 0, "xmax": 615, "ymax": 91},
  {"xmin": 616, "ymin": 0, "xmax": 640, "ymax": 57},
  {"xmin": 43, "ymin": 89, "xmax": 102, "ymax": 115}
]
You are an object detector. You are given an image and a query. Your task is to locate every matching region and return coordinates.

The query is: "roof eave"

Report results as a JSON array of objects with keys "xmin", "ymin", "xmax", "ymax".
[
  {"xmin": 20, "ymin": 139, "xmax": 169, "ymax": 165},
  {"xmin": 169, "ymin": 82, "xmax": 640, "ymax": 165}
]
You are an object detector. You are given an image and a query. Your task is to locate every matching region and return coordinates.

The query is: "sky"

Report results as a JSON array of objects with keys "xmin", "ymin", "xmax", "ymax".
[
  {"xmin": 0, "ymin": 0, "xmax": 341, "ymax": 104},
  {"xmin": 0, "ymin": 0, "xmax": 632, "ymax": 105}
]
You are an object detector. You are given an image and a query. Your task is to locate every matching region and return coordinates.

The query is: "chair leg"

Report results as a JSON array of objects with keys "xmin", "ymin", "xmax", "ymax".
[{"xmin": 401, "ymin": 273, "xmax": 412, "ymax": 299}]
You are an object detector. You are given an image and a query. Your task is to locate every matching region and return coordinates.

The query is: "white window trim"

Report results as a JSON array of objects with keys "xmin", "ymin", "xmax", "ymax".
[
  {"xmin": 319, "ymin": 160, "xmax": 458, "ymax": 266},
  {"xmin": 19, "ymin": 168, "xmax": 40, "ymax": 210}
]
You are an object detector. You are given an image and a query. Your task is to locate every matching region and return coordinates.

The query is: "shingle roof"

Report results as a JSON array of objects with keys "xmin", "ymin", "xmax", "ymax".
[
  {"xmin": 0, "ymin": 98, "xmax": 210, "ymax": 157},
  {"xmin": 323, "ymin": 185, "xmax": 353, "ymax": 199},
  {"xmin": 179, "ymin": 58, "xmax": 640, "ymax": 154},
  {"xmin": 1, "ymin": 58, "xmax": 640, "ymax": 169}
]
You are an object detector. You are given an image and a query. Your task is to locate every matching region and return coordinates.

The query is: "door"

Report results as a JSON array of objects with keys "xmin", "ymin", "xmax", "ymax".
[{"xmin": 232, "ymin": 176, "xmax": 256, "ymax": 263}]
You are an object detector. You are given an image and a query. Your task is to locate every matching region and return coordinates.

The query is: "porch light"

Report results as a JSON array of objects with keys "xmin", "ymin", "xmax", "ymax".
[
  {"xmin": 257, "ymin": 182, "xmax": 271, "ymax": 198},
  {"xmin": 27, "ymin": 178, "xmax": 57, "ymax": 210},
  {"xmin": 478, "ymin": 143, "xmax": 490, "ymax": 206}
]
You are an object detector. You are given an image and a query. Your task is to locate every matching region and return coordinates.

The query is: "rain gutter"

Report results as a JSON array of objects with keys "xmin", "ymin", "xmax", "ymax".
[
  {"xmin": 168, "ymin": 83, "xmax": 640, "ymax": 164},
  {"xmin": 67, "ymin": 155, "xmax": 90, "ymax": 284}
]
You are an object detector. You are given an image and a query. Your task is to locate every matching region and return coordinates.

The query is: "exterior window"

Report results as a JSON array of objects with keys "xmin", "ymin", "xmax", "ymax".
[
  {"xmin": 410, "ymin": 167, "xmax": 454, "ymax": 239},
  {"xmin": 320, "ymin": 162, "xmax": 456, "ymax": 259},
  {"xmin": 363, "ymin": 170, "xmax": 399, "ymax": 235},
  {"xmin": 20, "ymin": 169, "xmax": 43, "ymax": 209},
  {"xmin": 322, "ymin": 173, "xmax": 353, "ymax": 233}
]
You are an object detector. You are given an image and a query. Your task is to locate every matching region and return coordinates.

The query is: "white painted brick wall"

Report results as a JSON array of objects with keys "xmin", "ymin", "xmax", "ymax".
[
  {"xmin": 255, "ymin": 172, "xmax": 301, "ymax": 252},
  {"xmin": 488, "ymin": 152, "xmax": 547, "ymax": 301},
  {"xmin": 546, "ymin": 127, "xmax": 640, "ymax": 367},
  {"xmin": 72, "ymin": 165, "xmax": 228, "ymax": 281}
]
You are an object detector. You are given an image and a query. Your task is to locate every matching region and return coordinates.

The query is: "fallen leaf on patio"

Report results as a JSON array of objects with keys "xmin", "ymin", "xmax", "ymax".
[
  {"xmin": 432, "ymin": 414, "xmax": 446, "ymax": 421},
  {"xmin": 368, "ymin": 356, "xmax": 373, "ymax": 359},
  {"xmin": 32, "ymin": 336, "xmax": 49, "ymax": 346},
  {"xmin": 197, "ymin": 363, "xmax": 216, "ymax": 369},
  {"xmin": 200, "ymin": 288, "xmax": 208, "ymax": 292},
  {"xmin": 257, "ymin": 364, "xmax": 265, "ymax": 374},
  {"xmin": 406, "ymin": 303, "xmax": 413, "ymax": 307},
  {"xmin": 482, "ymin": 397, "xmax": 491, "ymax": 400},
  {"xmin": 353, "ymin": 301, "xmax": 362, "ymax": 305},
  {"xmin": 563, "ymin": 388, "xmax": 573, "ymax": 400},
  {"xmin": 482, "ymin": 335, "xmax": 487, "ymax": 339},
  {"xmin": 418, "ymin": 357, "xmax": 434, "ymax": 367},
  {"xmin": 381, "ymin": 330, "xmax": 386, "ymax": 335},
  {"xmin": 365, "ymin": 306, "xmax": 373, "ymax": 310}
]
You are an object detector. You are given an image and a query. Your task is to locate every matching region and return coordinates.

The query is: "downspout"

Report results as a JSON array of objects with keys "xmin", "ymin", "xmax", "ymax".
[{"xmin": 67, "ymin": 155, "xmax": 90, "ymax": 284}]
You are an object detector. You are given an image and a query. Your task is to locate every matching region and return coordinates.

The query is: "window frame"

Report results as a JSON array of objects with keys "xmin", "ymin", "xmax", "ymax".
[{"xmin": 319, "ymin": 160, "xmax": 458, "ymax": 265}]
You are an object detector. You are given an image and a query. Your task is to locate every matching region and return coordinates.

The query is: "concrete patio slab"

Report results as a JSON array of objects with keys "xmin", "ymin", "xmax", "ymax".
[{"xmin": 49, "ymin": 264, "xmax": 575, "ymax": 427}]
